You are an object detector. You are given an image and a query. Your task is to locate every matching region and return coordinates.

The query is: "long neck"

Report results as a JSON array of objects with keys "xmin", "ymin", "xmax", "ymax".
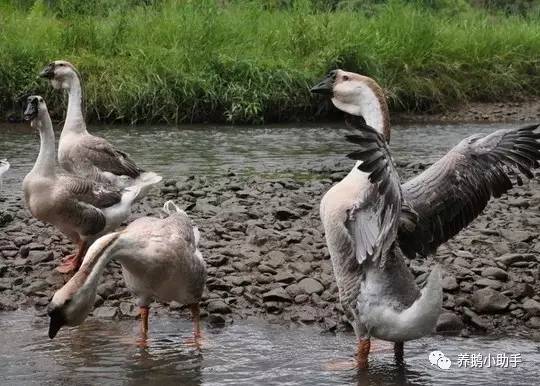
[
  {"xmin": 356, "ymin": 82, "xmax": 390, "ymax": 142},
  {"xmin": 31, "ymin": 113, "xmax": 56, "ymax": 177},
  {"xmin": 64, "ymin": 74, "xmax": 87, "ymax": 134}
]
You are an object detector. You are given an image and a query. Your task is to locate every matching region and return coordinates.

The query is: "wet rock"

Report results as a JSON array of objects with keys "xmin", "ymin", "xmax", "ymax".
[
  {"xmin": 297, "ymin": 278, "xmax": 324, "ymax": 295},
  {"xmin": 13, "ymin": 236, "xmax": 32, "ymax": 247},
  {"xmin": 264, "ymin": 301, "xmax": 283, "ymax": 313},
  {"xmin": 521, "ymin": 299, "xmax": 540, "ymax": 316},
  {"xmin": 207, "ymin": 314, "xmax": 226, "ymax": 327},
  {"xmin": 28, "ymin": 250, "xmax": 53, "ymax": 264},
  {"xmin": 496, "ymin": 253, "xmax": 537, "ymax": 266},
  {"xmin": 0, "ymin": 297, "xmax": 18, "ymax": 311},
  {"xmin": 463, "ymin": 307, "xmax": 491, "ymax": 330},
  {"xmin": 294, "ymin": 294, "xmax": 309, "ymax": 304},
  {"xmin": 500, "ymin": 230, "xmax": 534, "ymax": 243},
  {"xmin": 441, "ymin": 275, "xmax": 459, "ymax": 291},
  {"xmin": 262, "ymin": 287, "xmax": 292, "ymax": 302},
  {"xmin": 436, "ymin": 312, "xmax": 464, "ymax": 334},
  {"xmin": 274, "ymin": 207, "xmax": 300, "ymax": 221},
  {"xmin": 472, "ymin": 288, "xmax": 510, "ymax": 314},
  {"xmin": 93, "ymin": 306, "xmax": 118, "ymax": 319},
  {"xmin": 274, "ymin": 272, "xmax": 295, "ymax": 284},
  {"xmin": 528, "ymin": 317, "xmax": 540, "ymax": 329},
  {"xmin": 206, "ymin": 300, "xmax": 231, "ymax": 314},
  {"xmin": 23, "ymin": 280, "xmax": 48, "ymax": 295},
  {"xmin": 119, "ymin": 302, "xmax": 139, "ymax": 317},
  {"xmin": 481, "ymin": 267, "xmax": 508, "ymax": 281},
  {"xmin": 474, "ymin": 278, "xmax": 502, "ymax": 290}
]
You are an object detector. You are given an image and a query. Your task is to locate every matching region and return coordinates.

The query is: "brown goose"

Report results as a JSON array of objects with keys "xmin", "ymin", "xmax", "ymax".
[
  {"xmin": 311, "ymin": 69, "xmax": 540, "ymax": 368},
  {"xmin": 39, "ymin": 60, "xmax": 161, "ymax": 196}
]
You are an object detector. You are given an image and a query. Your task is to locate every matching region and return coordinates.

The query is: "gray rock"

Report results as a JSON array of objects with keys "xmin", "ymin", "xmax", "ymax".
[
  {"xmin": 481, "ymin": 267, "xmax": 508, "ymax": 281},
  {"xmin": 262, "ymin": 287, "xmax": 292, "ymax": 302},
  {"xmin": 436, "ymin": 312, "xmax": 464, "ymax": 333},
  {"xmin": 474, "ymin": 278, "xmax": 502, "ymax": 290},
  {"xmin": 207, "ymin": 314, "xmax": 227, "ymax": 326},
  {"xmin": 441, "ymin": 275, "xmax": 459, "ymax": 291},
  {"xmin": 28, "ymin": 250, "xmax": 53, "ymax": 264},
  {"xmin": 274, "ymin": 272, "xmax": 295, "ymax": 284},
  {"xmin": 93, "ymin": 306, "xmax": 118, "ymax": 319},
  {"xmin": 463, "ymin": 307, "xmax": 491, "ymax": 330},
  {"xmin": 521, "ymin": 298, "xmax": 540, "ymax": 316},
  {"xmin": 206, "ymin": 300, "xmax": 231, "ymax": 314},
  {"xmin": 528, "ymin": 316, "xmax": 540, "ymax": 329},
  {"xmin": 297, "ymin": 278, "xmax": 324, "ymax": 295},
  {"xmin": 500, "ymin": 230, "xmax": 534, "ymax": 242},
  {"xmin": 496, "ymin": 253, "xmax": 537, "ymax": 266},
  {"xmin": 274, "ymin": 207, "xmax": 300, "ymax": 221},
  {"xmin": 119, "ymin": 302, "xmax": 139, "ymax": 317},
  {"xmin": 472, "ymin": 288, "xmax": 510, "ymax": 313}
]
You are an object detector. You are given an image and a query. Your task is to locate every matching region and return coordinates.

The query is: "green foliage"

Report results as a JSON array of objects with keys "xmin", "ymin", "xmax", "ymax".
[{"xmin": 1, "ymin": 0, "xmax": 540, "ymax": 123}]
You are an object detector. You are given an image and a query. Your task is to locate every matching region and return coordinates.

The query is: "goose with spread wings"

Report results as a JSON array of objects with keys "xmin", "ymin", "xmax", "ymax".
[{"xmin": 311, "ymin": 69, "xmax": 540, "ymax": 368}]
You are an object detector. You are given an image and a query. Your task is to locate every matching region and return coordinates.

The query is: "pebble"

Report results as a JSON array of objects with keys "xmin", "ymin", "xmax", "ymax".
[
  {"xmin": 297, "ymin": 278, "xmax": 324, "ymax": 295},
  {"xmin": 472, "ymin": 288, "xmax": 510, "ymax": 314}
]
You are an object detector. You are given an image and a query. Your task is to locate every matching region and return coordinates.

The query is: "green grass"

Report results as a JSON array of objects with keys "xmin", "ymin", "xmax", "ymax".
[{"xmin": 1, "ymin": 0, "xmax": 540, "ymax": 124}]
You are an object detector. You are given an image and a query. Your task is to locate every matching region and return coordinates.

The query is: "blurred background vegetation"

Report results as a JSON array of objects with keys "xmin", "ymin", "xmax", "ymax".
[{"xmin": 1, "ymin": 0, "xmax": 539, "ymax": 124}]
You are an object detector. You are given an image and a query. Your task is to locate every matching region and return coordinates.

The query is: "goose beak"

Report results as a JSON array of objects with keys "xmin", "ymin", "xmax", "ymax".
[
  {"xmin": 23, "ymin": 99, "xmax": 38, "ymax": 121},
  {"xmin": 39, "ymin": 63, "xmax": 55, "ymax": 79},
  {"xmin": 48, "ymin": 306, "xmax": 66, "ymax": 339},
  {"xmin": 310, "ymin": 71, "xmax": 336, "ymax": 95}
]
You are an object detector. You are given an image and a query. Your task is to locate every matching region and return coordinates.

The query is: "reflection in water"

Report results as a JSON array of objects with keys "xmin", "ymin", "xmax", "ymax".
[{"xmin": 0, "ymin": 312, "xmax": 539, "ymax": 385}]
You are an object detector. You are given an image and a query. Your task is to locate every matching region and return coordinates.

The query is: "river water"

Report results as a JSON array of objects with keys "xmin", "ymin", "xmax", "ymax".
[{"xmin": 1, "ymin": 121, "xmax": 539, "ymax": 385}]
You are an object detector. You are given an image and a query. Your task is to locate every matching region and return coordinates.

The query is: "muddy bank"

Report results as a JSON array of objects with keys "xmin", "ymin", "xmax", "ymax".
[
  {"xmin": 396, "ymin": 99, "xmax": 540, "ymax": 124},
  {"xmin": 1, "ymin": 160, "xmax": 539, "ymax": 339}
]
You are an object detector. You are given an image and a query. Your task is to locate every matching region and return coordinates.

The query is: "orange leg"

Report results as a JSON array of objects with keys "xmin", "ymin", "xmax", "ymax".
[
  {"xmin": 57, "ymin": 240, "xmax": 87, "ymax": 274},
  {"xmin": 356, "ymin": 338, "xmax": 371, "ymax": 369},
  {"xmin": 140, "ymin": 305, "xmax": 149, "ymax": 336},
  {"xmin": 190, "ymin": 303, "xmax": 201, "ymax": 338}
]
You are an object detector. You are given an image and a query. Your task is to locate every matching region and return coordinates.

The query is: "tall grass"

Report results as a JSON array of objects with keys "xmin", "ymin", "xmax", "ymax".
[{"xmin": 1, "ymin": 0, "xmax": 539, "ymax": 124}]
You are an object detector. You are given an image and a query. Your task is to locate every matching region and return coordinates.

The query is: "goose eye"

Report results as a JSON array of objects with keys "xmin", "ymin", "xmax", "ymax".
[{"xmin": 343, "ymin": 75, "xmax": 349, "ymax": 81}]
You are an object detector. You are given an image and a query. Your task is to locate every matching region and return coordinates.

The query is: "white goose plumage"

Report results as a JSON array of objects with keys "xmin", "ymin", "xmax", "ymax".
[
  {"xmin": 0, "ymin": 159, "xmax": 9, "ymax": 190},
  {"xmin": 22, "ymin": 96, "xmax": 142, "ymax": 273},
  {"xmin": 47, "ymin": 201, "xmax": 206, "ymax": 340},
  {"xmin": 39, "ymin": 60, "xmax": 162, "ymax": 196},
  {"xmin": 311, "ymin": 70, "xmax": 540, "ymax": 367}
]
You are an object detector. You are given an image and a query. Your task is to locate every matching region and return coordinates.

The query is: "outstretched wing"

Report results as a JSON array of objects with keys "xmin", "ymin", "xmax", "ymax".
[
  {"xmin": 74, "ymin": 135, "xmax": 143, "ymax": 178},
  {"xmin": 345, "ymin": 117, "xmax": 402, "ymax": 267},
  {"xmin": 400, "ymin": 124, "xmax": 540, "ymax": 258}
]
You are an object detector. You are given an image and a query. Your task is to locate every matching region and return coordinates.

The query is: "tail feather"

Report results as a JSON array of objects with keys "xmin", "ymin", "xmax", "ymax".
[{"xmin": 133, "ymin": 171, "xmax": 162, "ymax": 201}]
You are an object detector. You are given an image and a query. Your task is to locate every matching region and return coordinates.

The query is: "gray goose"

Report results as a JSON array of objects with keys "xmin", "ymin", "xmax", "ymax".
[
  {"xmin": 311, "ymin": 69, "xmax": 540, "ymax": 368},
  {"xmin": 22, "ymin": 96, "xmax": 141, "ymax": 273}
]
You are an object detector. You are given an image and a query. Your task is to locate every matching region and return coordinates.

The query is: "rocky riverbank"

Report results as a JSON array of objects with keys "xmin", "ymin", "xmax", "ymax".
[{"xmin": 1, "ymin": 160, "xmax": 539, "ymax": 339}]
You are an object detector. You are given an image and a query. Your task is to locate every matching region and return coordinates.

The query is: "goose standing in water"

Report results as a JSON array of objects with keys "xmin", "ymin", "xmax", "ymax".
[
  {"xmin": 39, "ymin": 60, "xmax": 161, "ymax": 196},
  {"xmin": 0, "ymin": 159, "xmax": 9, "ymax": 190},
  {"xmin": 22, "ymin": 96, "xmax": 142, "ymax": 273},
  {"xmin": 311, "ymin": 70, "xmax": 540, "ymax": 368},
  {"xmin": 47, "ymin": 201, "xmax": 206, "ymax": 341}
]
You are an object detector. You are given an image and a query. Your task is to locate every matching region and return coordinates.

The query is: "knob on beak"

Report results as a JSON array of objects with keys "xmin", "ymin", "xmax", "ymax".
[
  {"xmin": 39, "ymin": 63, "xmax": 55, "ymax": 79},
  {"xmin": 310, "ymin": 70, "xmax": 337, "ymax": 95}
]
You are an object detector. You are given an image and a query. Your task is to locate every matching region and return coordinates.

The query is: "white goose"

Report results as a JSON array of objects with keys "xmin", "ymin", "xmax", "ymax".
[
  {"xmin": 0, "ymin": 159, "xmax": 9, "ymax": 190},
  {"xmin": 22, "ymin": 96, "xmax": 141, "ymax": 273},
  {"xmin": 311, "ymin": 70, "xmax": 540, "ymax": 367},
  {"xmin": 47, "ymin": 201, "xmax": 206, "ymax": 340},
  {"xmin": 39, "ymin": 60, "xmax": 161, "ymax": 195}
]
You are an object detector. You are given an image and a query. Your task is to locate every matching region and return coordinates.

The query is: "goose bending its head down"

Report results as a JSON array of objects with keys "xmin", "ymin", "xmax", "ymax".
[
  {"xmin": 47, "ymin": 201, "xmax": 206, "ymax": 341},
  {"xmin": 22, "ymin": 96, "xmax": 142, "ymax": 273},
  {"xmin": 311, "ymin": 70, "xmax": 540, "ymax": 368},
  {"xmin": 39, "ymin": 60, "xmax": 162, "ymax": 197}
]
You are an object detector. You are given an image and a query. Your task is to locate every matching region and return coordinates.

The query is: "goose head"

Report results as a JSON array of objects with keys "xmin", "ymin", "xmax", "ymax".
[
  {"xmin": 39, "ymin": 60, "xmax": 80, "ymax": 90},
  {"xmin": 311, "ymin": 69, "xmax": 391, "ymax": 141},
  {"xmin": 23, "ymin": 96, "xmax": 48, "ymax": 127},
  {"xmin": 47, "ymin": 276, "xmax": 96, "ymax": 339}
]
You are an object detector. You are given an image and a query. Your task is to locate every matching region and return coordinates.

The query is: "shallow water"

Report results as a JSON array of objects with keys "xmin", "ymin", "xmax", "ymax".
[
  {"xmin": 0, "ymin": 311, "xmax": 539, "ymax": 386},
  {"xmin": 0, "ymin": 121, "xmax": 517, "ymax": 198},
  {"xmin": 2, "ymin": 121, "xmax": 539, "ymax": 385}
]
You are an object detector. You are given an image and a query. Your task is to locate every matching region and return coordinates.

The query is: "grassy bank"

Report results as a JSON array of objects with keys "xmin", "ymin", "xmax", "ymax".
[{"xmin": 1, "ymin": 0, "xmax": 540, "ymax": 124}]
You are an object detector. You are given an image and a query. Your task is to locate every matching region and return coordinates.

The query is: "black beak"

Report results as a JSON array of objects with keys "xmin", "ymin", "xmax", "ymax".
[
  {"xmin": 23, "ymin": 98, "xmax": 38, "ymax": 121},
  {"xmin": 47, "ymin": 306, "xmax": 66, "ymax": 339},
  {"xmin": 310, "ymin": 70, "xmax": 337, "ymax": 95},
  {"xmin": 39, "ymin": 63, "xmax": 55, "ymax": 79}
]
